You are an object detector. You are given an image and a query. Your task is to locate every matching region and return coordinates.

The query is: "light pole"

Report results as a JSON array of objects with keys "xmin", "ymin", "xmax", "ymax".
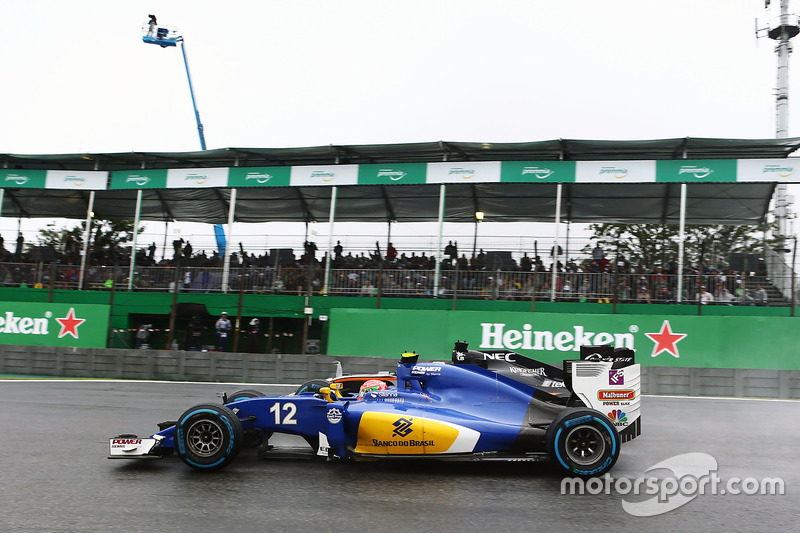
[
  {"xmin": 472, "ymin": 211, "xmax": 484, "ymax": 259},
  {"xmin": 142, "ymin": 18, "xmax": 206, "ymax": 150}
]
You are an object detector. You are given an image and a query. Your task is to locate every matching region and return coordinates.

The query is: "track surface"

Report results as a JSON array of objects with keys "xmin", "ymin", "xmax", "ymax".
[{"xmin": 0, "ymin": 380, "xmax": 796, "ymax": 532}]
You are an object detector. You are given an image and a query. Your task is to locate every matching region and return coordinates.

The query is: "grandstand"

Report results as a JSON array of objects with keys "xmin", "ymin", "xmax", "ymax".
[{"xmin": 2, "ymin": 137, "xmax": 800, "ymax": 354}]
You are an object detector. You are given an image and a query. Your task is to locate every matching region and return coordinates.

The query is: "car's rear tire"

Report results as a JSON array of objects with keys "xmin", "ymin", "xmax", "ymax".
[
  {"xmin": 174, "ymin": 404, "xmax": 243, "ymax": 471},
  {"xmin": 294, "ymin": 379, "xmax": 330, "ymax": 395},
  {"xmin": 546, "ymin": 408, "xmax": 620, "ymax": 477}
]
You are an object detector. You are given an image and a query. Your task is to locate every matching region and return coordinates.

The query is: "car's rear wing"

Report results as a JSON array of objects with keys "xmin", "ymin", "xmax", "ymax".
[
  {"xmin": 451, "ymin": 341, "xmax": 641, "ymax": 442},
  {"xmin": 563, "ymin": 345, "xmax": 641, "ymax": 442}
]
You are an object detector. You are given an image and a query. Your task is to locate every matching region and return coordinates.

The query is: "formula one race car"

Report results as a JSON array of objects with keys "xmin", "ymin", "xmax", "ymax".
[{"xmin": 109, "ymin": 341, "xmax": 641, "ymax": 477}]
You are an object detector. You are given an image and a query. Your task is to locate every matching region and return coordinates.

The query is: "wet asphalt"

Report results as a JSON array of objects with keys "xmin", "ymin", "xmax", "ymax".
[{"xmin": 0, "ymin": 380, "xmax": 796, "ymax": 532}]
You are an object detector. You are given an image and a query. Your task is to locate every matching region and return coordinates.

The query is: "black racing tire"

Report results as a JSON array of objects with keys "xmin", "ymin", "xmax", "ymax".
[
  {"xmin": 226, "ymin": 389, "xmax": 265, "ymax": 403},
  {"xmin": 174, "ymin": 403, "xmax": 243, "ymax": 471},
  {"xmin": 546, "ymin": 408, "xmax": 620, "ymax": 477},
  {"xmin": 225, "ymin": 389, "xmax": 266, "ymax": 448},
  {"xmin": 293, "ymin": 379, "xmax": 330, "ymax": 396}
]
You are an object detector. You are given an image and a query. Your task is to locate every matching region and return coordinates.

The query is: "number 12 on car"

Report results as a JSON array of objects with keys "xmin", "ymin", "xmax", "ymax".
[{"xmin": 269, "ymin": 402, "xmax": 298, "ymax": 425}]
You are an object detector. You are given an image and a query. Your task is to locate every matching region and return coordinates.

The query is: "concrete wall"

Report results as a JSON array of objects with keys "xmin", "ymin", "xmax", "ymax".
[{"xmin": 2, "ymin": 344, "xmax": 799, "ymax": 399}]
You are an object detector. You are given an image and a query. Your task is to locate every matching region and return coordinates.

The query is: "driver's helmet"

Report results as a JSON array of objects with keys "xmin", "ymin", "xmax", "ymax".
[{"xmin": 358, "ymin": 379, "xmax": 388, "ymax": 399}]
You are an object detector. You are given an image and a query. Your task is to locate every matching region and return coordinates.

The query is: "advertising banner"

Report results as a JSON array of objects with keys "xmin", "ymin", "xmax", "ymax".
[
  {"xmin": 426, "ymin": 161, "xmax": 502, "ymax": 183},
  {"xmin": 358, "ymin": 163, "xmax": 427, "ymax": 185},
  {"xmin": 290, "ymin": 165, "xmax": 359, "ymax": 186},
  {"xmin": 45, "ymin": 170, "xmax": 108, "ymax": 190},
  {"xmin": 166, "ymin": 168, "xmax": 229, "ymax": 189},
  {"xmin": 501, "ymin": 161, "xmax": 576, "ymax": 183},
  {"xmin": 326, "ymin": 309, "xmax": 800, "ymax": 370},
  {"xmin": 656, "ymin": 160, "xmax": 736, "ymax": 182},
  {"xmin": 0, "ymin": 169, "xmax": 48, "ymax": 188},
  {"xmin": 228, "ymin": 166, "xmax": 291, "ymax": 187},
  {"xmin": 109, "ymin": 169, "xmax": 168, "ymax": 189},
  {"xmin": 0, "ymin": 302, "xmax": 110, "ymax": 348},
  {"xmin": 736, "ymin": 158, "xmax": 800, "ymax": 182},
  {"xmin": 575, "ymin": 161, "xmax": 656, "ymax": 183}
]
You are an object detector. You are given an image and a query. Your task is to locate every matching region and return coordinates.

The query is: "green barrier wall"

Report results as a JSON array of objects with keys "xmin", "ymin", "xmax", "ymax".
[
  {"xmin": 326, "ymin": 309, "xmax": 800, "ymax": 370},
  {"xmin": 0, "ymin": 288, "xmax": 798, "ymax": 369},
  {"xmin": 0, "ymin": 302, "xmax": 110, "ymax": 348}
]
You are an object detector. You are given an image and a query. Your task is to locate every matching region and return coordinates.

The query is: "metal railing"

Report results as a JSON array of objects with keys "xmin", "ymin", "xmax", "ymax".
[{"xmin": 0, "ymin": 260, "xmax": 793, "ymax": 307}]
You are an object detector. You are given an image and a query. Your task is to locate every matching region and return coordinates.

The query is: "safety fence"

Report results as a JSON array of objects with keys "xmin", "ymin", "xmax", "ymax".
[{"xmin": 0, "ymin": 261, "xmax": 796, "ymax": 306}]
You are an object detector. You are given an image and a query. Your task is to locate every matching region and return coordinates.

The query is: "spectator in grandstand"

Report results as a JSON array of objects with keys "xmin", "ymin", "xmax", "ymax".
[
  {"xmin": 756, "ymin": 258, "xmax": 768, "ymax": 277},
  {"xmin": 591, "ymin": 242, "xmax": 604, "ymax": 261},
  {"xmin": 565, "ymin": 258, "xmax": 579, "ymax": 273},
  {"xmin": 303, "ymin": 241, "xmax": 318, "ymax": 261},
  {"xmin": 386, "ymin": 242, "xmax": 398, "ymax": 261},
  {"xmin": 716, "ymin": 286, "xmax": 735, "ymax": 305},
  {"xmin": 636, "ymin": 279, "xmax": 651, "ymax": 303},
  {"xmin": 696, "ymin": 285, "xmax": 714, "ymax": 305},
  {"xmin": 519, "ymin": 253, "xmax": 532, "ymax": 272},
  {"xmin": 753, "ymin": 284, "xmax": 768, "ymax": 306},
  {"xmin": 650, "ymin": 266, "xmax": 667, "ymax": 291},
  {"xmin": 654, "ymin": 284, "xmax": 673, "ymax": 303},
  {"xmin": 617, "ymin": 278, "xmax": 632, "ymax": 303},
  {"xmin": 15, "ymin": 232, "xmax": 24, "ymax": 258},
  {"xmin": 172, "ymin": 237, "xmax": 184, "ymax": 259},
  {"xmin": 333, "ymin": 240, "xmax": 343, "ymax": 259},
  {"xmin": 360, "ymin": 278, "xmax": 377, "ymax": 297}
]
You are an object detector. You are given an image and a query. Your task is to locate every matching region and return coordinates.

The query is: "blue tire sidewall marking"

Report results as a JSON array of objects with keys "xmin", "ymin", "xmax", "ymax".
[
  {"xmin": 553, "ymin": 415, "xmax": 618, "ymax": 475},
  {"xmin": 178, "ymin": 408, "xmax": 236, "ymax": 469}
]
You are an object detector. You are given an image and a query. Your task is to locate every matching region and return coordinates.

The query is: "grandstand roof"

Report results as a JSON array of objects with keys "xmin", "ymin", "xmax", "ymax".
[
  {"xmin": 2, "ymin": 137, "xmax": 799, "ymax": 225},
  {"xmin": 4, "ymin": 137, "xmax": 800, "ymax": 169}
]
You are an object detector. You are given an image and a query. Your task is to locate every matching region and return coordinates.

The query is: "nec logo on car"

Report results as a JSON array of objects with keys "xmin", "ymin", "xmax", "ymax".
[{"xmin": 392, "ymin": 417, "xmax": 414, "ymax": 437}]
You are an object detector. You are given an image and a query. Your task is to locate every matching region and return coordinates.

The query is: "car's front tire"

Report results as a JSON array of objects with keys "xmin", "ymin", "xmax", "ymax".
[
  {"xmin": 546, "ymin": 408, "xmax": 620, "ymax": 477},
  {"xmin": 174, "ymin": 403, "xmax": 243, "ymax": 471}
]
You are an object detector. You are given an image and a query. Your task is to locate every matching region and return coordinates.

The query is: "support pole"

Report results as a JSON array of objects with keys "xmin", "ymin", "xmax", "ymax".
[
  {"xmin": 550, "ymin": 184, "xmax": 562, "ymax": 301},
  {"xmin": 128, "ymin": 189, "xmax": 143, "ymax": 291},
  {"xmin": 78, "ymin": 191, "xmax": 95, "ymax": 290},
  {"xmin": 221, "ymin": 188, "xmax": 237, "ymax": 293},
  {"xmin": 676, "ymin": 184, "xmax": 687, "ymax": 303},
  {"xmin": 433, "ymin": 184, "xmax": 446, "ymax": 298},
  {"xmin": 323, "ymin": 186, "xmax": 338, "ymax": 296}
]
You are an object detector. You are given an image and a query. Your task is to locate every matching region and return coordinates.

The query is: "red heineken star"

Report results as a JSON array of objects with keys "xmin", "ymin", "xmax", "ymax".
[
  {"xmin": 644, "ymin": 320, "xmax": 687, "ymax": 358},
  {"xmin": 56, "ymin": 308, "xmax": 86, "ymax": 339}
]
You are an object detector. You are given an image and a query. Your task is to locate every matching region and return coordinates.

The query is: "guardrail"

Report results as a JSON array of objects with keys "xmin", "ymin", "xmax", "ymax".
[
  {"xmin": 0, "ymin": 260, "xmax": 795, "ymax": 306},
  {"xmin": 1, "ymin": 345, "xmax": 798, "ymax": 398}
]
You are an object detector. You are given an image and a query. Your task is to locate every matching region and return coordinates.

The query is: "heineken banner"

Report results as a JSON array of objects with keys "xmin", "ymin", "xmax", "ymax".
[
  {"xmin": 0, "ymin": 303, "xmax": 110, "ymax": 348},
  {"xmin": 326, "ymin": 309, "xmax": 800, "ymax": 370}
]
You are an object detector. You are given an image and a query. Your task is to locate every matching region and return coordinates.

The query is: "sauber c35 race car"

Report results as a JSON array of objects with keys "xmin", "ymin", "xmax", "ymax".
[{"xmin": 109, "ymin": 341, "xmax": 641, "ymax": 477}]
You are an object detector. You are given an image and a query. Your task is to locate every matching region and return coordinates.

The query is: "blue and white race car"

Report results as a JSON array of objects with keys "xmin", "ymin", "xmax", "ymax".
[{"xmin": 109, "ymin": 341, "xmax": 641, "ymax": 476}]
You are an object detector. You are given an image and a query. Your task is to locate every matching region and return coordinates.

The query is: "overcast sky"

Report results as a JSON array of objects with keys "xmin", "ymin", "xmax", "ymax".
[
  {"xmin": 0, "ymin": 0, "xmax": 786, "ymax": 152},
  {"xmin": 0, "ymin": 1, "xmax": 796, "ymax": 256}
]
